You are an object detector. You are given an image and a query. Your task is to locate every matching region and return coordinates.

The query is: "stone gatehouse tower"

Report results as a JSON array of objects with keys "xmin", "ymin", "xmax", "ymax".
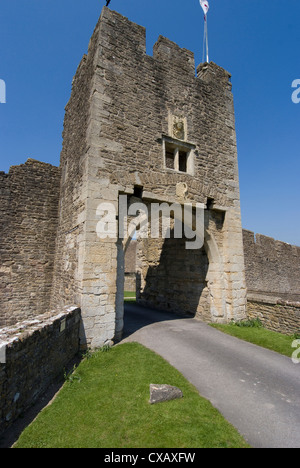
[
  {"xmin": 50, "ymin": 7, "xmax": 247, "ymax": 347},
  {"xmin": 0, "ymin": 7, "xmax": 248, "ymax": 348}
]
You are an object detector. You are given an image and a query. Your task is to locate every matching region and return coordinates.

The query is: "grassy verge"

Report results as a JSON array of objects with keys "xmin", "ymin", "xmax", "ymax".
[
  {"xmin": 124, "ymin": 291, "xmax": 136, "ymax": 302},
  {"xmin": 14, "ymin": 342, "xmax": 249, "ymax": 448},
  {"xmin": 124, "ymin": 291, "xmax": 136, "ymax": 298},
  {"xmin": 210, "ymin": 320, "xmax": 297, "ymax": 358}
]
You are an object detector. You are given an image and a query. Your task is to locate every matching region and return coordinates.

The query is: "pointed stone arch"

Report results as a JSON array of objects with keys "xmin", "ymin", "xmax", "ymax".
[{"xmin": 114, "ymin": 196, "xmax": 231, "ymax": 340}]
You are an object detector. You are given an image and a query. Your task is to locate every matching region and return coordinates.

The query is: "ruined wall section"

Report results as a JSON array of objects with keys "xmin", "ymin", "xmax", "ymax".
[
  {"xmin": 0, "ymin": 160, "xmax": 61, "ymax": 327},
  {"xmin": 243, "ymin": 230, "xmax": 300, "ymax": 302}
]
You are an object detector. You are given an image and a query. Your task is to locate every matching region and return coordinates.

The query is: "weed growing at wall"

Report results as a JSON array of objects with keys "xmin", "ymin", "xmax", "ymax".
[{"xmin": 229, "ymin": 318, "xmax": 263, "ymax": 328}]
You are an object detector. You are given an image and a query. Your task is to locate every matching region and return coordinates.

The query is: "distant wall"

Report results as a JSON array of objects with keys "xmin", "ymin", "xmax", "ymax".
[
  {"xmin": 243, "ymin": 230, "xmax": 300, "ymax": 334},
  {"xmin": 125, "ymin": 240, "xmax": 137, "ymax": 274},
  {"xmin": 124, "ymin": 273, "xmax": 137, "ymax": 293},
  {"xmin": 124, "ymin": 241, "xmax": 137, "ymax": 293},
  {"xmin": 243, "ymin": 230, "xmax": 300, "ymax": 302},
  {"xmin": 0, "ymin": 306, "xmax": 81, "ymax": 435},
  {"xmin": 0, "ymin": 160, "xmax": 61, "ymax": 327}
]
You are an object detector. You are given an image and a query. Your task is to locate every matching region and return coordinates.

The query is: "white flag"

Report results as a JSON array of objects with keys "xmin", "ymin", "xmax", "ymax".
[{"xmin": 200, "ymin": 0, "xmax": 209, "ymax": 16}]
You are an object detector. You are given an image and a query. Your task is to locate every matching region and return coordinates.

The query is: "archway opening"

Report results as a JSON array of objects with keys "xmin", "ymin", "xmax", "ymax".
[
  {"xmin": 139, "ymin": 229, "xmax": 209, "ymax": 319},
  {"xmin": 114, "ymin": 196, "xmax": 227, "ymax": 341}
]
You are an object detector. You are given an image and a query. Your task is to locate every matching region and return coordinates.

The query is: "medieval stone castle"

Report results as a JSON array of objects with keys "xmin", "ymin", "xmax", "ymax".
[{"xmin": 0, "ymin": 7, "xmax": 299, "ymax": 432}]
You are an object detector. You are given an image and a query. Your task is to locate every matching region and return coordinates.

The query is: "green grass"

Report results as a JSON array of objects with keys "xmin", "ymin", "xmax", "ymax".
[
  {"xmin": 14, "ymin": 342, "xmax": 249, "ymax": 448},
  {"xmin": 210, "ymin": 320, "xmax": 297, "ymax": 358},
  {"xmin": 124, "ymin": 291, "xmax": 136, "ymax": 302},
  {"xmin": 124, "ymin": 291, "xmax": 136, "ymax": 298}
]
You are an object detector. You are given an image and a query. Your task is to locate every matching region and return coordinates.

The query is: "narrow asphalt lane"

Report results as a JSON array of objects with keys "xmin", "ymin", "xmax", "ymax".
[{"xmin": 121, "ymin": 302, "xmax": 300, "ymax": 448}]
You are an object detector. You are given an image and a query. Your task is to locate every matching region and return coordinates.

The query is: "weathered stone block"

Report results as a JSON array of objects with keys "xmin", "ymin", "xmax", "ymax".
[{"xmin": 149, "ymin": 384, "xmax": 183, "ymax": 405}]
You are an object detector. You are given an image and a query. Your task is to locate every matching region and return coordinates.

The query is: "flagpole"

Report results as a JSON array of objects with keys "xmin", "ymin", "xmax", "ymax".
[
  {"xmin": 200, "ymin": 1, "xmax": 210, "ymax": 63},
  {"xmin": 205, "ymin": 15, "xmax": 209, "ymax": 63},
  {"xmin": 202, "ymin": 17, "xmax": 206, "ymax": 63}
]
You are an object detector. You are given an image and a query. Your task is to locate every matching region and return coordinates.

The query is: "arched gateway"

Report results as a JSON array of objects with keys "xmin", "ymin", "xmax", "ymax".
[{"xmin": 51, "ymin": 7, "xmax": 247, "ymax": 348}]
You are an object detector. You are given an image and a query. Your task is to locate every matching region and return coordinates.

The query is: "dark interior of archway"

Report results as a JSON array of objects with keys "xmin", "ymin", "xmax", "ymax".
[{"xmin": 139, "ymin": 228, "xmax": 209, "ymax": 318}]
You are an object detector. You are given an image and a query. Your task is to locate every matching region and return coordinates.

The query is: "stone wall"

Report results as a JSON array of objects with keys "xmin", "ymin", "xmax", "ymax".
[
  {"xmin": 0, "ymin": 306, "xmax": 81, "ymax": 435},
  {"xmin": 2, "ymin": 9, "xmax": 298, "ymax": 347},
  {"xmin": 125, "ymin": 240, "xmax": 137, "ymax": 274},
  {"xmin": 139, "ymin": 234, "xmax": 209, "ymax": 318},
  {"xmin": 0, "ymin": 8, "xmax": 249, "ymax": 347},
  {"xmin": 247, "ymin": 295, "xmax": 300, "ymax": 335},
  {"xmin": 50, "ymin": 50, "xmax": 93, "ymax": 315},
  {"xmin": 124, "ymin": 273, "xmax": 136, "ymax": 293},
  {"xmin": 124, "ymin": 241, "xmax": 137, "ymax": 292},
  {"xmin": 243, "ymin": 230, "xmax": 300, "ymax": 334},
  {"xmin": 0, "ymin": 160, "xmax": 61, "ymax": 327},
  {"xmin": 243, "ymin": 230, "xmax": 300, "ymax": 302}
]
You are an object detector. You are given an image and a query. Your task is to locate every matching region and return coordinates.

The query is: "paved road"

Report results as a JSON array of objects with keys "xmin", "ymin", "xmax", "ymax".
[{"xmin": 122, "ymin": 302, "xmax": 300, "ymax": 448}]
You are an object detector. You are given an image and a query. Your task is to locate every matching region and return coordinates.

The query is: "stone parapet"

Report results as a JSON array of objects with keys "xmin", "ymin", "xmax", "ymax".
[
  {"xmin": 0, "ymin": 306, "xmax": 81, "ymax": 435},
  {"xmin": 247, "ymin": 298, "xmax": 300, "ymax": 335}
]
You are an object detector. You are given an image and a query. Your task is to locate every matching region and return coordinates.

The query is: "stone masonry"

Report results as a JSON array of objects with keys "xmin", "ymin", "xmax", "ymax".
[
  {"xmin": 243, "ymin": 230, "xmax": 300, "ymax": 302},
  {"xmin": 124, "ymin": 240, "xmax": 137, "ymax": 292},
  {"xmin": 243, "ymin": 229, "xmax": 300, "ymax": 334},
  {"xmin": 1, "ymin": 6, "xmax": 299, "ymax": 435},
  {"xmin": 49, "ymin": 7, "xmax": 247, "ymax": 347},
  {"xmin": 0, "ymin": 7, "xmax": 249, "ymax": 346},
  {"xmin": 0, "ymin": 160, "xmax": 61, "ymax": 327},
  {"xmin": 0, "ymin": 306, "xmax": 80, "ymax": 434},
  {"xmin": 126, "ymin": 231, "xmax": 300, "ymax": 334},
  {"xmin": 4, "ymin": 7, "xmax": 298, "ymax": 347}
]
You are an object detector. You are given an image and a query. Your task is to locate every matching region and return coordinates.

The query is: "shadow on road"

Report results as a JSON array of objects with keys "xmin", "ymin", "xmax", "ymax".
[{"xmin": 123, "ymin": 301, "xmax": 191, "ymax": 340}]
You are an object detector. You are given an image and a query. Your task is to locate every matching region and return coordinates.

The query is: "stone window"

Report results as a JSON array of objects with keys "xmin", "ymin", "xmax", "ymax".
[
  {"xmin": 163, "ymin": 137, "xmax": 194, "ymax": 175},
  {"xmin": 179, "ymin": 151, "xmax": 187, "ymax": 173},
  {"xmin": 166, "ymin": 146, "xmax": 175, "ymax": 170},
  {"xmin": 133, "ymin": 185, "xmax": 143, "ymax": 198}
]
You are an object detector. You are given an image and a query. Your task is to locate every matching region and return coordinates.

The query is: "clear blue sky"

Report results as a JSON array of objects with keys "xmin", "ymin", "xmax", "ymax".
[{"xmin": 0, "ymin": 0, "xmax": 299, "ymax": 245}]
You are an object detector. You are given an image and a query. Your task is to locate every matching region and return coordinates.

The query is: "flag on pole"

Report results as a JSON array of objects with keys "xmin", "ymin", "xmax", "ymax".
[
  {"xmin": 199, "ymin": 0, "xmax": 209, "ymax": 16},
  {"xmin": 199, "ymin": 0, "xmax": 210, "ymax": 63}
]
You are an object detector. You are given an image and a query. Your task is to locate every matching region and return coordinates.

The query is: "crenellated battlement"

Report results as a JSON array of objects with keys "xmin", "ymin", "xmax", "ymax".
[
  {"xmin": 197, "ymin": 61, "xmax": 232, "ymax": 89},
  {"xmin": 153, "ymin": 35, "xmax": 196, "ymax": 75}
]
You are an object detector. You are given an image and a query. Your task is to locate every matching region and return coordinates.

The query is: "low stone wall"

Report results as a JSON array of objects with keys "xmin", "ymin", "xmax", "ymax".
[
  {"xmin": 247, "ymin": 294, "xmax": 300, "ymax": 335},
  {"xmin": 0, "ymin": 306, "xmax": 81, "ymax": 435}
]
